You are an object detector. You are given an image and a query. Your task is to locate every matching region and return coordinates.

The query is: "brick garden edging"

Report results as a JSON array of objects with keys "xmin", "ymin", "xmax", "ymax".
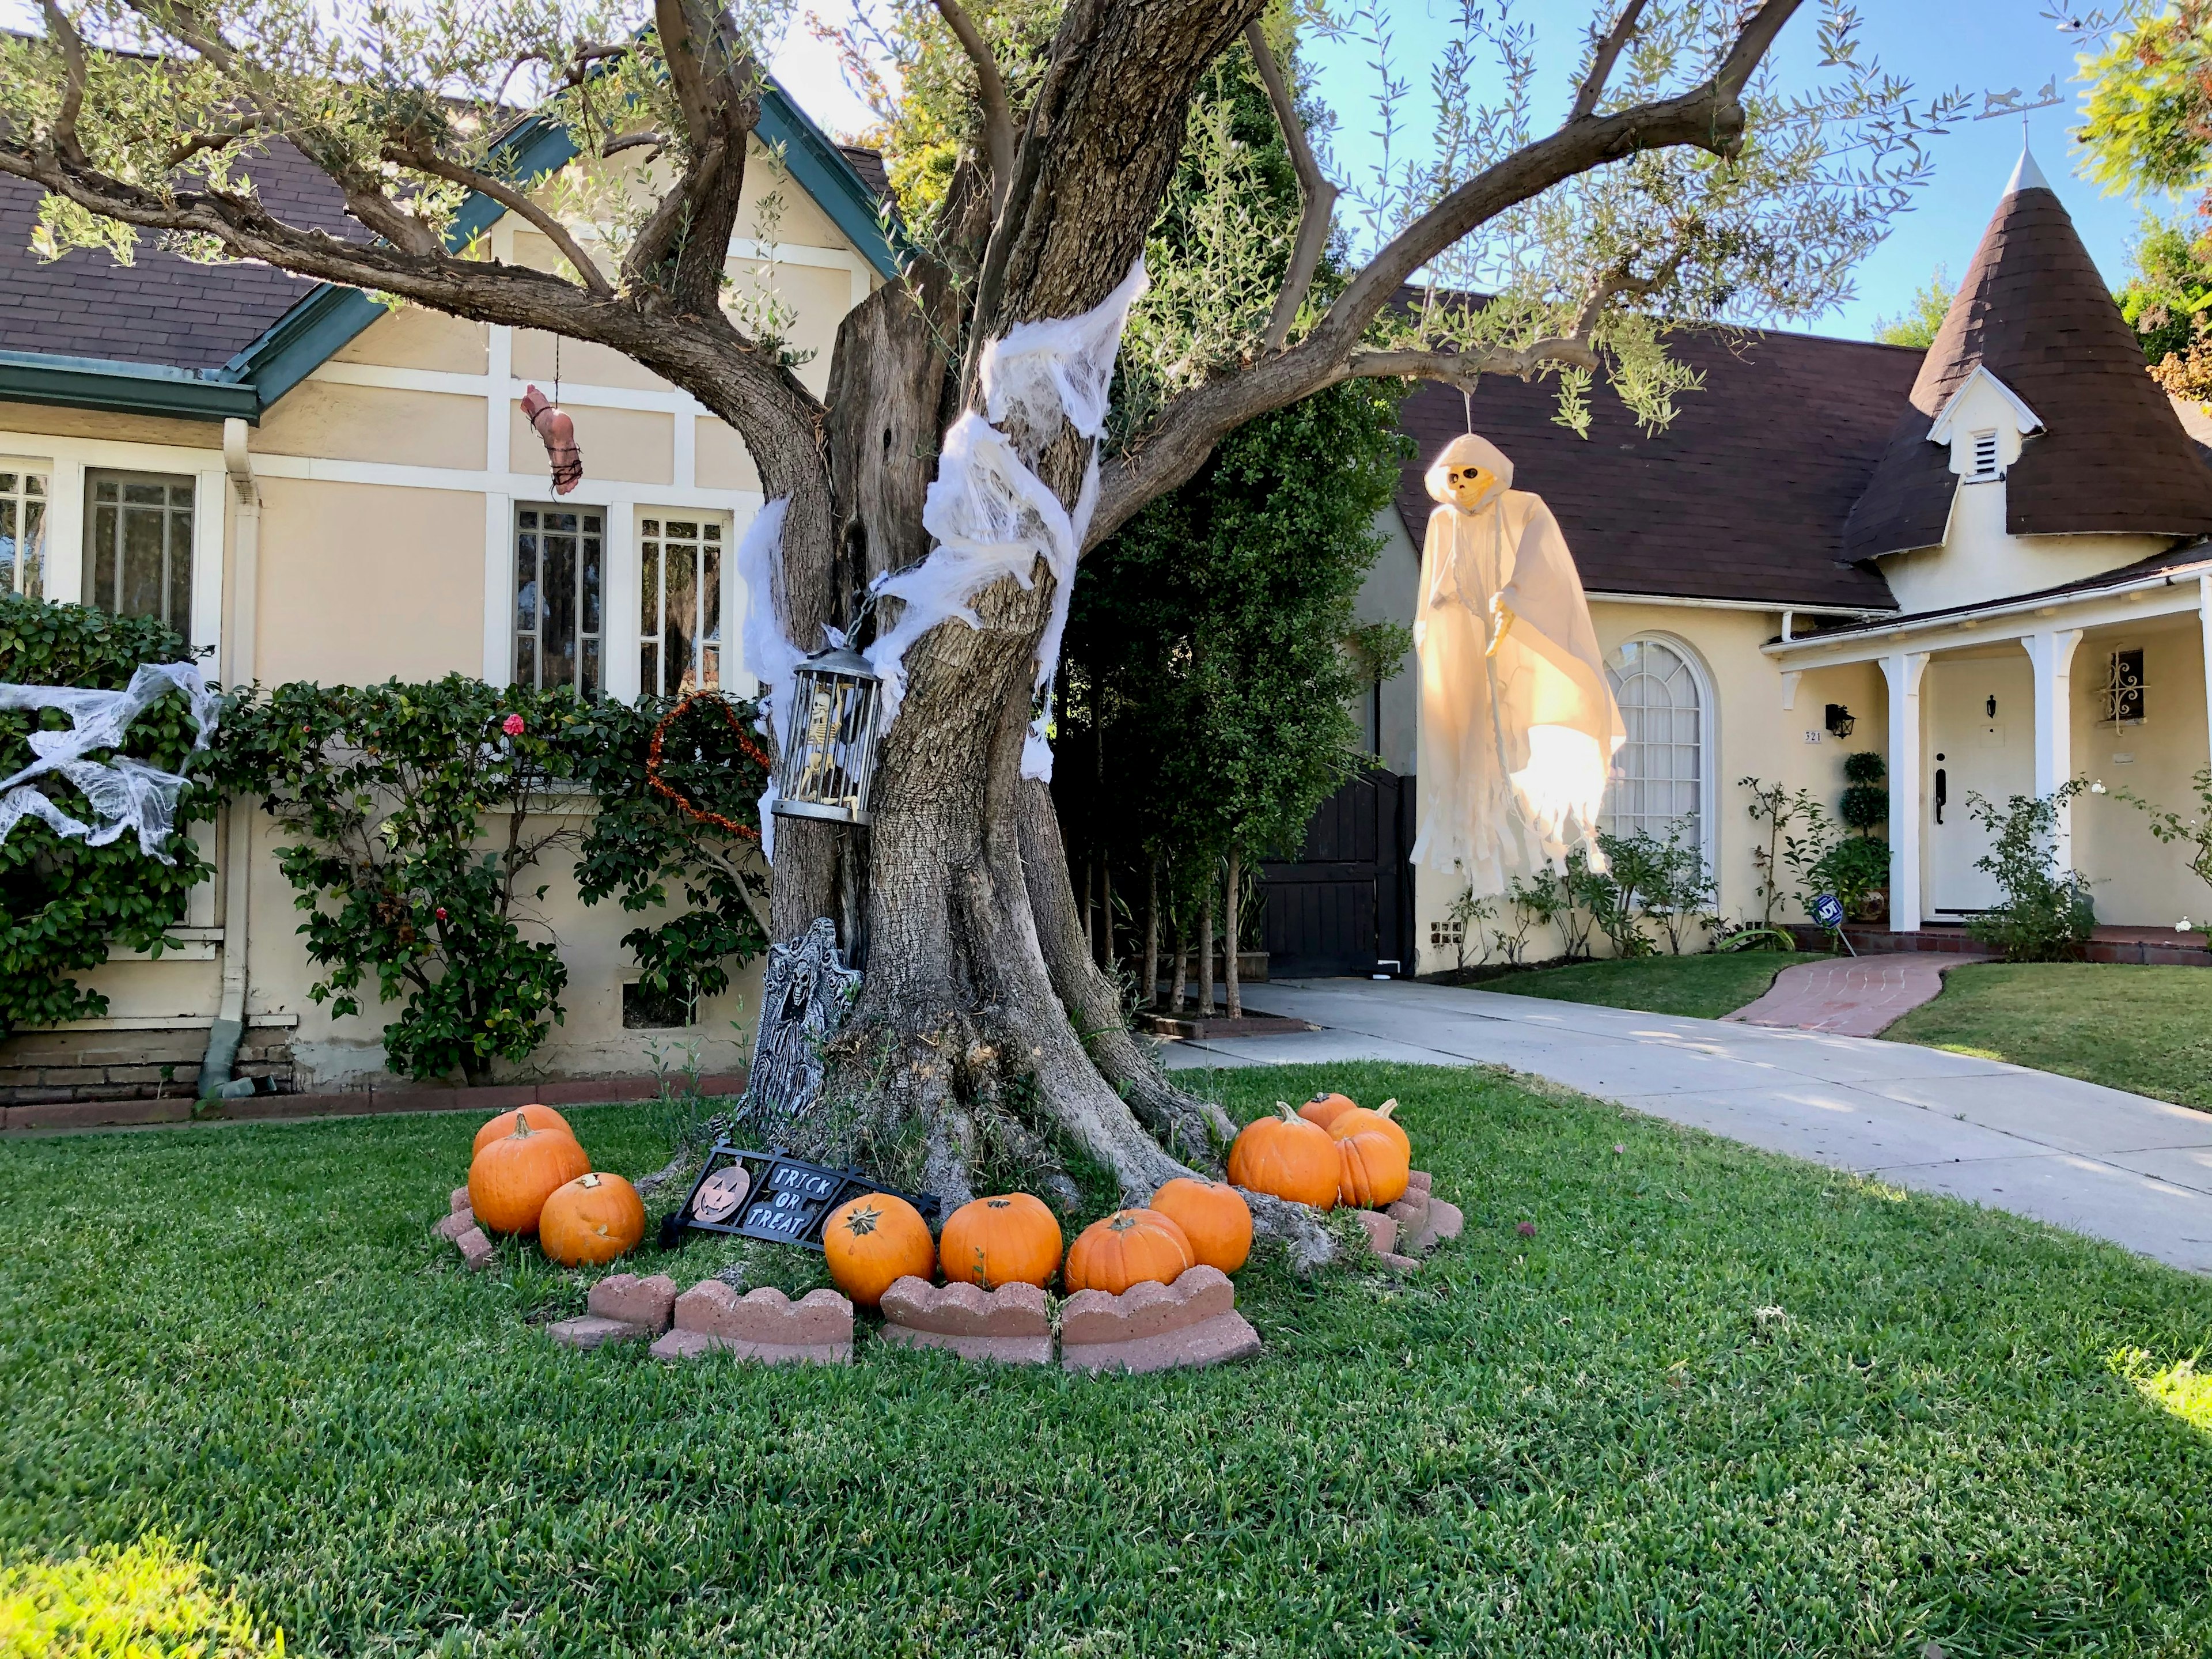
[{"xmin": 444, "ymin": 1169, "xmax": 1464, "ymax": 1375}]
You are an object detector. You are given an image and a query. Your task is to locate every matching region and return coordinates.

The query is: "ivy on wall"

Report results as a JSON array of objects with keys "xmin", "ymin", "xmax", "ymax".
[{"xmin": 0, "ymin": 596, "xmax": 215, "ymax": 1034}]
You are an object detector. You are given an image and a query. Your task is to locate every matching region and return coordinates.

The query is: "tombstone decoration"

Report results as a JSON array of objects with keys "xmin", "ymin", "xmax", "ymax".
[
  {"xmin": 735, "ymin": 917, "xmax": 861, "ymax": 1145},
  {"xmin": 662, "ymin": 1142, "xmax": 940, "ymax": 1252}
]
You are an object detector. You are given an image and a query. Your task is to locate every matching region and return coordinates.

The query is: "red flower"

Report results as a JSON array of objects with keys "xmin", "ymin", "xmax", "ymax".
[
  {"xmin": 502, "ymin": 714, "xmax": 526, "ymax": 737},
  {"xmin": 435, "ymin": 907, "xmax": 448, "ymax": 921}
]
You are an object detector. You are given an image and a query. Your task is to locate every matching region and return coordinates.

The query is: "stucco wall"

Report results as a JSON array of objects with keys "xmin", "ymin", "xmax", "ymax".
[{"xmin": 2067, "ymin": 615, "xmax": 2210, "ymax": 926}]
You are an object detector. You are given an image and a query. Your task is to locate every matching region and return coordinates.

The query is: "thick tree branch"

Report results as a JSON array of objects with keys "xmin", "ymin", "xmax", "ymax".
[
  {"xmin": 1088, "ymin": 0, "xmax": 1803, "ymax": 550},
  {"xmin": 164, "ymin": 118, "xmax": 266, "ymax": 171},
  {"xmin": 386, "ymin": 141, "xmax": 615, "ymax": 297},
  {"xmin": 1571, "ymin": 0, "xmax": 1651, "ymax": 122},
  {"xmin": 933, "ymin": 0, "xmax": 1016, "ymax": 215},
  {"xmin": 37, "ymin": 0, "xmax": 88, "ymax": 164},
  {"xmin": 1244, "ymin": 20, "xmax": 1336, "ymax": 353}
]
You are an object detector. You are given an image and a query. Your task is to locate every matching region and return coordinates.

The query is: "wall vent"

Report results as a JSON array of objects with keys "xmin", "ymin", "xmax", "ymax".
[{"xmin": 1970, "ymin": 429, "xmax": 2001, "ymax": 479}]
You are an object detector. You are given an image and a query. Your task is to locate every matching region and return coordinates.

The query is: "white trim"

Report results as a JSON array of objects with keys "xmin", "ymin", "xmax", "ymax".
[
  {"xmin": 482, "ymin": 492, "xmax": 510, "ymax": 685},
  {"xmin": 2200, "ymin": 574, "xmax": 2212, "ymax": 779},
  {"xmin": 1780, "ymin": 669, "xmax": 1802, "ymax": 711},
  {"xmin": 1769, "ymin": 562, "xmax": 2212, "ymax": 666},
  {"xmin": 243, "ymin": 452, "xmax": 764, "ymax": 512},
  {"xmin": 1928, "ymin": 364, "xmax": 2044, "ymax": 445},
  {"xmin": 604, "ymin": 498, "xmax": 641, "ymax": 702},
  {"xmin": 2024, "ymin": 628, "xmax": 2085, "ymax": 869},
  {"xmin": 18, "ymin": 1012, "xmax": 299, "ymax": 1033},
  {"xmin": 1883, "ymin": 651, "xmax": 1930, "ymax": 930},
  {"xmin": 1588, "ymin": 589, "xmax": 1887, "ymax": 620}
]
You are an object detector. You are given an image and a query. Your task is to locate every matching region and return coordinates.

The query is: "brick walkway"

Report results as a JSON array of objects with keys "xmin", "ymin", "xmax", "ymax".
[{"xmin": 1721, "ymin": 954, "xmax": 1987, "ymax": 1038}]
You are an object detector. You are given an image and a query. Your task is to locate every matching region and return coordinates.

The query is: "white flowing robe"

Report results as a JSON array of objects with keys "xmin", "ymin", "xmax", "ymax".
[{"xmin": 1410, "ymin": 433, "xmax": 1624, "ymax": 895}]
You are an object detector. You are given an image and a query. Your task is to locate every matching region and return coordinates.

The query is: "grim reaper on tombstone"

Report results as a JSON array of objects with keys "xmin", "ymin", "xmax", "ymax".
[{"xmin": 1410, "ymin": 432, "xmax": 1626, "ymax": 896}]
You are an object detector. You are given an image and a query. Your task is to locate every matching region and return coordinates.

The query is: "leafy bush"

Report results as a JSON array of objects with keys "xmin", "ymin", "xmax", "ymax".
[
  {"xmin": 1809, "ymin": 834, "xmax": 1891, "ymax": 921},
  {"xmin": 1740, "ymin": 776, "xmax": 1824, "ymax": 929},
  {"xmin": 1497, "ymin": 868, "xmax": 1566, "ymax": 966},
  {"xmin": 210, "ymin": 677, "xmax": 767, "ymax": 1084},
  {"xmin": 1597, "ymin": 821, "xmax": 1716, "ymax": 954},
  {"xmin": 1840, "ymin": 749, "xmax": 1888, "ymax": 836},
  {"xmin": 1443, "ymin": 884, "xmax": 1496, "ymax": 969},
  {"xmin": 0, "ymin": 596, "xmax": 214, "ymax": 1033},
  {"xmin": 1559, "ymin": 847, "xmax": 1612, "ymax": 960},
  {"xmin": 1963, "ymin": 783, "xmax": 2097, "ymax": 962}
]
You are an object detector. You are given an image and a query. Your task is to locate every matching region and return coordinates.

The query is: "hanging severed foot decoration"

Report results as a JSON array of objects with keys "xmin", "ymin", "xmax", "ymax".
[{"xmin": 520, "ymin": 384, "xmax": 581, "ymax": 494}]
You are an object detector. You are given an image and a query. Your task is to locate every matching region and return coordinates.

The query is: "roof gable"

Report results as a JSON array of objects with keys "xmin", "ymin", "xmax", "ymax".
[{"xmin": 0, "ymin": 79, "xmax": 897, "ymax": 423}]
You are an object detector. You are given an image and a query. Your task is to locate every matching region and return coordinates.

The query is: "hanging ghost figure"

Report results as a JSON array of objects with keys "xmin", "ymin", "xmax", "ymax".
[
  {"xmin": 1410, "ymin": 432, "xmax": 1624, "ymax": 896},
  {"xmin": 519, "ymin": 384, "xmax": 582, "ymax": 495}
]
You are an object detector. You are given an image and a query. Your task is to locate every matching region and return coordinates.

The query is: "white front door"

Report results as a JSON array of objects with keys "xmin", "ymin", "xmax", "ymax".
[{"xmin": 1925, "ymin": 654, "xmax": 2036, "ymax": 916}]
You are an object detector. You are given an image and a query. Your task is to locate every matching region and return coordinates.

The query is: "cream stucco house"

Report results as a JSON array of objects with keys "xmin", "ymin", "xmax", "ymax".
[
  {"xmin": 0, "ymin": 86, "xmax": 894, "ymax": 1099},
  {"xmin": 1330, "ymin": 146, "xmax": 2212, "ymax": 975}
]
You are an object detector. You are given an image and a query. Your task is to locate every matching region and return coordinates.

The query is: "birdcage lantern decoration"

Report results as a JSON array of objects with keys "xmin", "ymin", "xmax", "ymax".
[{"xmin": 771, "ymin": 638, "xmax": 883, "ymax": 825}]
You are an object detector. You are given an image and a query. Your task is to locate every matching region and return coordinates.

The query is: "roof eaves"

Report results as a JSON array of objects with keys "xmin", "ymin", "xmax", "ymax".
[
  {"xmin": 1927, "ymin": 363, "xmax": 2043, "ymax": 445},
  {"xmin": 0, "ymin": 348, "xmax": 257, "ymax": 422}
]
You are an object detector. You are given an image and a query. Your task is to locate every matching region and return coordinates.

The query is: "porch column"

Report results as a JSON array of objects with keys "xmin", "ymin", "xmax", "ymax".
[
  {"xmin": 1881, "ymin": 650, "xmax": 1929, "ymax": 931},
  {"xmin": 2025, "ymin": 628, "xmax": 2084, "ymax": 870}
]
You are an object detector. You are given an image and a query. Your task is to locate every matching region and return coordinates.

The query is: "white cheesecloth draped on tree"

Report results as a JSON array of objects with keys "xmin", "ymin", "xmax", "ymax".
[{"xmin": 1410, "ymin": 432, "xmax": 1624, "ymax": 896}]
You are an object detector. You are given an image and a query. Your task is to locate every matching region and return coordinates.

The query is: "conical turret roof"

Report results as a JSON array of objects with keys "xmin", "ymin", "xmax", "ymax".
[{"xmin": 1844, "ymin": 145, "xmax": 2212, "ymax": 559}]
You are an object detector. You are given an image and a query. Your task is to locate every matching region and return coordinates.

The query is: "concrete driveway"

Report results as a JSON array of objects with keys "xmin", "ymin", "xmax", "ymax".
[{"xmin": 1160, "ymin": 977, "xmax": 2212, "ymax": 1277}]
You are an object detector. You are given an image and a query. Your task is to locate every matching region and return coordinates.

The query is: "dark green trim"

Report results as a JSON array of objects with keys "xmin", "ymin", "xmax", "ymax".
[
  {"xmin": 0, "ymin": 350, "xmax": 258, "ymax": 422},
  {"xmin": 2, "ymin": 84, "xmax": 896, "ymax": 423}
]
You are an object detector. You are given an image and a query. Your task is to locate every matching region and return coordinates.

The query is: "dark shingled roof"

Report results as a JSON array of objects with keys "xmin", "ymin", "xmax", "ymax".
[
  {"xmin": 1394, "ymin": 327, "xmax": 1912, "ymax": 611},
  {"xmin": 838, "ymin": 145, "xmax": 892, "ymax": 203},
  {"xmin": 1843, "ymin": 164, "xmax": 2212, "ymax": 559},
  {"xmin": 0, "ymin": 144, "xmax": 353, "ymax": 373}
]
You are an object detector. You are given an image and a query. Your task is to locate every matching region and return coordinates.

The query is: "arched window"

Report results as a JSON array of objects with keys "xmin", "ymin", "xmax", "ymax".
[{"xmin": 1603, "ymin": 637, "xmax": 1706, "ymax": 845}]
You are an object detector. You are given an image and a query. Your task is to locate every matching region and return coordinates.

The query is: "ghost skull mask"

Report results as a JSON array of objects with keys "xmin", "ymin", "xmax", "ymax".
[{"xmin": 1423, "ymin": 431, "xmax": 1514, "ymax": 514}]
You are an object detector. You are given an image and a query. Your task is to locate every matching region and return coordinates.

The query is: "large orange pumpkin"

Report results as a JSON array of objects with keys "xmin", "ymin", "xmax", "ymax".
[
  {"xmin": 1226, "ymin": 1103, "xmax": 1339, "ymax": 1210},
  {"xmin": 1149, "ymin": 1177, "xmax": 1252, "ymax": 1274},
  {"xmin": 823, "ymin": 1192, "xmax": 936, "ymax": 1307},
  {"xmin": 468, "ymin": 1118, "xmax": 591, "ymax": 1234},
  {"xmin": 938, "ymin": 1193, "xmax": 1063, "ymax": 1290},
  {"xmin": 1297, "ymin": 1092, "xmax": 1360, "ymax": 1134},
  {"xmin": 471, "ymin": 1102, "xmax": 575, "ymax": 1158},
  {"xmin": 1065, "ymin": 1209, "xmax": 1195, "ymax": 1295},
  {"xmin": 539, "ymin": 1172, "xmax": 646, "ymax": 1266},
  {"xmin": 1330, "ymin": 1097, "xmax": 1411, "ymax": 1162},
  {"xmin": 1336, "ymin": 1122, "xmax": 1411, "ymax": 1209}
]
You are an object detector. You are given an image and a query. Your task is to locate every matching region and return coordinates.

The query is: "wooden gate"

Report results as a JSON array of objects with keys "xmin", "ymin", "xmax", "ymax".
[{"xmin": 1258, "ymin": 769, "xmax": 1414, "ymax": 978}]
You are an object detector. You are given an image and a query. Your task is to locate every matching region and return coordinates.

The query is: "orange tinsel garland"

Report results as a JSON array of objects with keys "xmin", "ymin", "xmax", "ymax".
[{"xmin": 645, "ymin": 690, "xmax": 774, "ymax": 842}]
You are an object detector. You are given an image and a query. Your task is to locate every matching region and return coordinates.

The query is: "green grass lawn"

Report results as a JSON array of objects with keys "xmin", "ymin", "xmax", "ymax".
[
  {"xmin": 1471, "ymin": 949, "xmax": 1828, "ymax": 1020},
  {"xmin": 1883, "ymin": 962, "xmax": 2212, "ymax": 1111},
  {"xmin": 7, "ymin": 1064, "xmax": 2212, "ymax": 1655}
]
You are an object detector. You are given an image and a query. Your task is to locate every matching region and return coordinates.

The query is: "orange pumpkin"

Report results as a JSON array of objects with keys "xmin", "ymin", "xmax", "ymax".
[
  {"xmin": 539, "ymin": 1171, "xmax": 646, "ymax": 1266},
  {"xmin": 823, "ymin": 1192, "xmax": 936, "ymax": 1307},
  {"xmin": 1330, "ymin": 1097, "xmax": 1410, "ymax": 1162},
  {"xmin": 468, "ymin": 1118, "xmax": 591, "ymax": 1234},
  {"xmin": 1336, "ymin": 1122, "xmax": 1411, "ymax": 1209},
  {"xmin": 472, "ymin": 1102, "xmax": 576, "ymax": 1158},
  {"xmin": 1065, "ymin": 1208, "xmax": 1195, "ymax": 1295},
  {"xmin": 1297, "ymin": 1092, "xmax": 1361, "ymax": 1134},
  {"xmin": 1226, "ymin": 1103, "xmax": 1340, "ymax": 1210},
  {"xmin": 1149, "ymin": 1177, "xmax": 1252, "ymax": 1274},
  {"xmin": 938, "ymin": 1193, "xmax": 1063, "ymax": 1290}
]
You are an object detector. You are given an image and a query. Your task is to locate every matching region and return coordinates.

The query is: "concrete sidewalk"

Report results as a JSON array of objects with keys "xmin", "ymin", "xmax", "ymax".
[{"xmin": 1162, "ymin": 978, "xmax": 2212, "ymax": 1276}]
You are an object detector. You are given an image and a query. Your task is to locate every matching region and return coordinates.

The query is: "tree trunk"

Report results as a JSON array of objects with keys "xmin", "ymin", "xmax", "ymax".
[
  {"xmin": 1198, "ymin": 877, "xmax": 1216, "ymax": 1018},
  {"xmin": 1143, "ymin": 853, "xmax": 1160, "ymax": 1010},
  {"xmin": 1224, "ymin": 848, "xmax": 1242, "ymax": 1020},
  {"xmin": 1097, "ymin": 850, "xmax": 1113, "ymax": 972},
  {"xmin": 1169, "ymin": 919, "xmax": 1188, "ymax": 1014}
]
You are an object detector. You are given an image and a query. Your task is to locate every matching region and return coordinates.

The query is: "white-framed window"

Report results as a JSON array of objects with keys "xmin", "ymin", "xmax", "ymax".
[
  {"xmin": 514, "ymin": 503, "xmax": 603, "ymax": 695},
  {"xmin": 1603, "ymin": 635, "xmax": 1709, "ymax": 847},
  {"xmin": 0, "ymin": 466, "xmax": 46, "ymax": 597},
  {"xmin": 638, "ymin": 512, "xmax": 726, "ymax": 697},
  {"xmin": 84, "ymin": 470, "xmax": 194, "ymax": 629}
]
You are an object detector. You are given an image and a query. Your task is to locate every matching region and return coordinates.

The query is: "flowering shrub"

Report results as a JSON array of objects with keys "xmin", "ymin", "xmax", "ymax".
[{"xmin": 209, "ymin": 677, "xmax": 767, "ymax": 1084}]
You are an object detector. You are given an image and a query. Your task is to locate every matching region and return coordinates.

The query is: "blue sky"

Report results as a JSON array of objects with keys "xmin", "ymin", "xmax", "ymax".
[{"xmin": 774, "ymin": 0, "xmax": 2178, "ymax": 340}]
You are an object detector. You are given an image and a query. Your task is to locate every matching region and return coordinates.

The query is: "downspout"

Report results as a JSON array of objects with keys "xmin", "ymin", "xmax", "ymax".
[{"xmin": 199, "ymin": 418, "xmax": 259, "ymax": 1099}]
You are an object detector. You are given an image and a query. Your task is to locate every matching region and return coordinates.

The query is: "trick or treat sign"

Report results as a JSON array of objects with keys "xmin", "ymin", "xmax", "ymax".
[{"xmin": 666, "ymin": 1143, "xmax": 940, "ymax": 1252}]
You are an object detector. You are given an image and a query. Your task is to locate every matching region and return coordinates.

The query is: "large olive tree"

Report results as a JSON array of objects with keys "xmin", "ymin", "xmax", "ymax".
[{"xmin": 0, "ymin": 0, "xmax": 1950, "ymax": 1255}]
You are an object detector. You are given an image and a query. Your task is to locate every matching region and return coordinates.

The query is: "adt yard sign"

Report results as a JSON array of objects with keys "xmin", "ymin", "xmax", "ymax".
[{"xmin": 1813, "ymin": 893, "xmax": 1844, "ymax": 929}]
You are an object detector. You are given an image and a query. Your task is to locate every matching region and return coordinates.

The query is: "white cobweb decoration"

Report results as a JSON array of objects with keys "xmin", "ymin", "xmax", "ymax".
[
  {"xmin": 0, "ymin": 662, "xmax": 220, "ymax": 861},
  {"xmin": 734, "ymin": 496, "xmax": 800, "ymax": 863}
]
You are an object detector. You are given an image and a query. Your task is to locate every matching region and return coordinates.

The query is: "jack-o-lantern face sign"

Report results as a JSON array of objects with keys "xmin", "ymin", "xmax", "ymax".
[{"xmin": 691, "ymin": 1164, "xmax": 751, "ymax": 1224}]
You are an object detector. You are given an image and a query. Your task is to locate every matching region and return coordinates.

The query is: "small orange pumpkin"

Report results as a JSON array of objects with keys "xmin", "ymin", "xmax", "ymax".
[
  {"xmin": 1149, "ymin": 1177, "xmax": 1252, "ymax": 1274},
  {"xmin": 472, "ymin": 1102, "xmax": 575, "ymax": 1158},
  {"xmin": 1330, "ymin": 1097, "xmax": 1410, "ymax": 1162},
  {"xmin": 938, "ymin": 1193, "xmax": 1064, "ymax": 1290},
  {"xmin": 539, "ymin": 1171, "xmax": 646, "ymax": 1266},
  {"xmin": 1336, "ymin": 1122, "xmax": 1411, "ymax": 1209},
  {"xmin": 1065, "ymin": 1208, "xmax": 1195, "ymax": 1295},
  {"xmin": 1226, "ymin": 1103, "xmax": 1340, "ymax": 1210},
  {"xmin": 468, "ymin": 1118, "xmax": 591, "ymax": 1234},
  {"xmin": 1297, "ymin": 1092, "xmax": 1360, "ymax": 1134},
  {"xmin": 823, "ymin": 1192, "xmax": 936, "ymax": 1307}
]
